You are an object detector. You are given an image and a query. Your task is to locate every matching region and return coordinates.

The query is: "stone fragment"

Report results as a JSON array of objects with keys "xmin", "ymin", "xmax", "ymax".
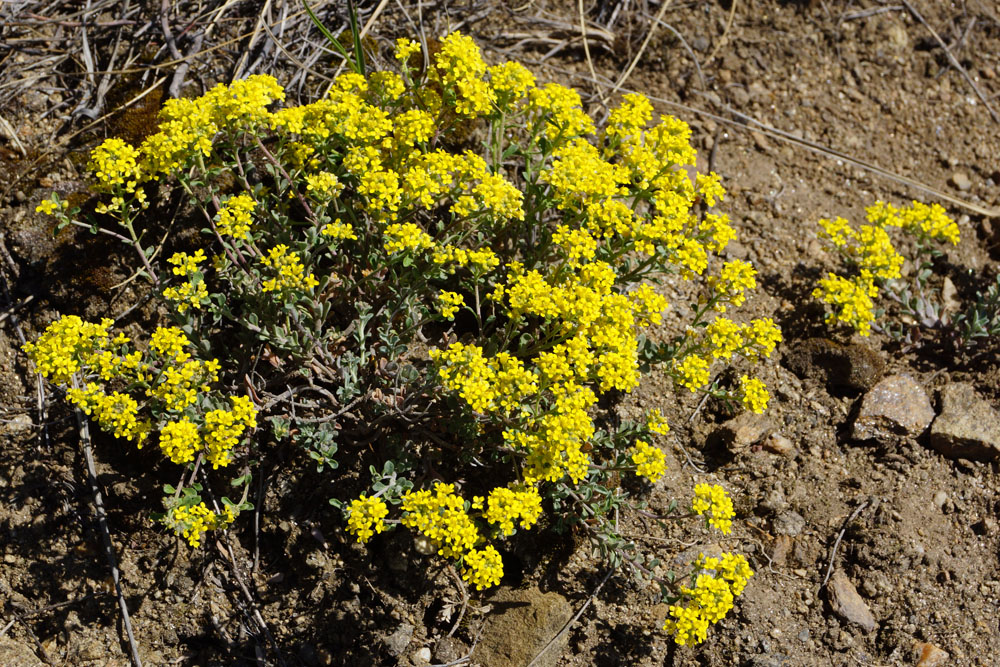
[
  {"xmin": 412, "ymin": 647, "xmax": 432, "ymax": 664},
  {"xmin": 929, "ymin": 383, "xmax": 1000, "ymax": 460},
  {"xmin": 826, "ymin": 571, "xmax": 877, "ymax": 633},
  {"xmin": 852, "ymin": 374, "xmax": 934, "ymax": 441},
  {"xmin": 913, "ymin": 641, "xmax": 949, "ymax": 666},
  {"xmin": 785, "ymin": 338, "xmax": 885, "ymax": 393},
  {"xmin": 715, "ymin": 411, "xmax": 775, "ymax": 451},
  {"xmin": 949, "ymin": 172, "xmax": 972, "ymax": 191},
  {"xmin": 434, "ymin": 637, "xmax": 467, "ymax": 664},
  {"xmin": 773, "ymin": 511, "xmax": 806, "ymax": 537},
  {"xmin": 384, "ymin": 622, "xmax": 414, "ymax": 657},
  {"xmin": 474, "ymin": 587, "xmax": 572, "ymax": 667},
  {"xmin": 770, "ymin": 535, "xmax": 793, "ymax": 567},
  {"xmin": 0, "ymin": 413, "xmax": 32, "ymax": 436},
  {"xmin": 762, "ymin": 432, "xmax": 796, "ymax": 457}
]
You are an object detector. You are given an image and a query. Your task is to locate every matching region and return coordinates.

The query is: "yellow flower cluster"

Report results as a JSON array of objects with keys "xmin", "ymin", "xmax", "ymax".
[
  {"xmin": 163, "ymin": 281, "xmax": 208, "ymax": 313},
  {"xmin": 305, "ymin": 171, "xmax": 344, "ymax": 199},
  {"xmin": 815, "ymin": 200, "xmax": 958, "ymax": 335},
  {"xmin": 400, "ymin": 482, "xmax": 480, "ymax": 558},
  {"xmin": 478, "ymin": 484, "xmax": 543, "ymax": 536},
  {"xmin": 321, "ymin": 219, "xmax": 357, "ymax": 241},
  {"xmin": 164, "ymin": 501, "xmax": 237, "ymax": 548},
  {"xmin": 429, "ymin": 344, "xmax": 538, "ymax": 414},
  {"xmin": 673, "ymin": 354, "xmax": 710, "ymax": 393},
  {"xmin": 646, "ymin": 409, "xmax": 670, "ymax": 435},
  {"xmin": 159, "ymin": 417, "xmax": 201, "ymax": 464},
  {"xmin": 462, "ymin": 545, "xmax": 504, "ymax": 590},
  {"xmin": 663, "ymin": 552, "xmax": 754, "ymax": 645},
  {"xmin": 383, "ymin": 222, "xmax": 435, "ymax": 254},
  {"xmin": 739, "ymin": 375, "xmax": 770, "ymax": 414},
  {"xmin": 631, "ymin": 439, "xmax": 666, "ymax": 482},
  {"xmin": 66, "ymin": 383, "xmax": 150, "ymax": 443},
  {"xmin": 150, "ymin": 326, "xmax": 191, "ymax": 362},
  {"xmin": 692, "ymin": 483, "xmax": 736, "ymax": 534},
  {"xmin": 22, "ymin": 316, "xmax": 115, "ymax": 384},
  {"xmin": 202, "ymin": 395, "xmax": 258, "ymax": 469},
  {"xmin": 216, "ymin": 193, "xmax": 256, "ymax": 241},
  {"xmin": 168, "ymin": 250, "xmax": 206, "ymax": 276},
  {"xmin": 146, "ymin": 356, "xmax": 219, "ymax": 411},
  {"xmin": 260, "ymin": 245, "xmax": 319, "ymax": 293},
  {"xmin": 36, "ymin": 198, "xmax": 68, "ymax": 215},
  {"xmin": 346, "ymin": 495, "xmax": 390, "ymax": 543},
  {"xmin": 436, "ymin": 291, "xmax": 465, "ymax": 319}
]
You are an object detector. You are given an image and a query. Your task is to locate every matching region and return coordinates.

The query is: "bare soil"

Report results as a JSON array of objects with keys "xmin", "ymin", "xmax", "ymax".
[{"xmin": 2, "ymin": 1, "xmax": 1000, "ymax": 665}]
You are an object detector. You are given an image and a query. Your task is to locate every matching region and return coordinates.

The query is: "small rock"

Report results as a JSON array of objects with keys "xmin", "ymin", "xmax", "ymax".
[
  {"xmin": 762, "ymin": 433, "xmax": 796, "ymax": 458},
  {"xmin": 949, "ymin": 172, "xmax": 972, "ymax": 191},
  {"xmin": 913, "ymin": 641, "xmax": 949, "ymax": 666},
  {"xmin": 434, "ymin": 637, "xmax": 468, "ymax": 663},
  {"xmin": 826, "ymin": 571, "xmax": 877, "ymax": 633},
  {"xmin": 751, "ymin": 131, "xmax": 771, "ymax": 152},
  {"xmin": 771, "ymin": 535, "xmax": 793, "ymax": 567},
  {"xmin": 797, "ymin": 629, "xmax": 810, "ymax": 642},
  {"xmin": 929, "ymin": 383, "xmax": 1000, "ymax": 460},
  {"xmin": 384, "ymin": 622, "xmax": 415, "ymax": 657},
  {"xmin": 785, "ymin": 338, "xmax": 885, "ymax": 393},
  {"xmin": 412, "ymin": 646, "xmax": 432, "ymax": 664},
  {"xmin": 941, "ymin": 277, "xmax": 961, "ymax": 314},
  {"xmin": 474, "ymin": 587, "xmax": 572, "ymax": 667},
  {"xmin": 974, "ymin": 517, "xmax": 998, "ymax": 536},
  {"xmin": 715, "ymin": 411, "xmax": 774, "ymax": 450},
  {"xmin": 932, "ymin": 491, "xmax": 948, "ymax": 510},
  {"xmin": 773, "ymin": 511, "xmax": 806, "ymax": 537},
  {"xmin": 852, "ymin": 374, "xmax": 934, "ymax": 442},
  {"xmin": 0, "ymin": 414, "xmax": 32, "ymax": 436},
  {"xmin": 691, "ymin": 36, "xmax": 710, "ymax": 52}
]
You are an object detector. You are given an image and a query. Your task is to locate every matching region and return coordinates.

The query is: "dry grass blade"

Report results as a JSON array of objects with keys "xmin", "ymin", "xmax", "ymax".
[{"xmin": 608, "ymin": 0, "xmax": 674, "ymax": 99}]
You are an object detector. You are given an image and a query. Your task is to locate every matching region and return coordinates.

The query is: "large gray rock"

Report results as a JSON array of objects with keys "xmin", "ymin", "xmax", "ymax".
[
  {"xmin": 852, "ymin": 374, "xmax": 934, "ymax": 441},
  {"xmin": 473, "ymin": 586, "xmax": 572, "ymax": 667},
  {"xmin": 826, "ymin": 570, "xmax": 877, "ymax": 633},
  {"xmin": 929, "ymin": 383, "xmax": 1000, "ymax": 460}
]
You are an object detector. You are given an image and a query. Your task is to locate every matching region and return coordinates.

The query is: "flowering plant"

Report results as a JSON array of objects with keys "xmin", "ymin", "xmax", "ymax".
[
  {"xmin": 28, "ymin": 32, "xmax": 782, "ymax": 645},
  {"xmin": 813, "ymin": 200, "xmax": 959, "ymax": 337}
]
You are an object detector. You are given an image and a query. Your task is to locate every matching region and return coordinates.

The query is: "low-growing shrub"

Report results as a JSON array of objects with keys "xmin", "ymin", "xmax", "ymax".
[{"xmin": 28, "ymin": 32, "xmax": 782, "ymax": 645}]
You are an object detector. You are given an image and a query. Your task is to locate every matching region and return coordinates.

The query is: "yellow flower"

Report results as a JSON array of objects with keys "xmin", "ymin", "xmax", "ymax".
[
  {"xmin": 739, "ymin": 375, "xmax": 770, "ymax": 414},
  {"xmin": 216, "ymin": 193, "xmax": 256, "ymax": 241},
  {"xmin": 260, "ymin": 244, "xmax": 319, "ymax": 293},
  {"xmin": 692, "ymin": 483, "xmax": 735, "ymax": 534},
  {"xmin": 346, "ymin": 495, "xmax": 390, "ymax": 543},
  {"xmin": 631, "ymin": 439, "xmax": 666, "ymax": 482},
  {"xmin": 437, "ymin": 291, "xmax": 465, "ymax": 320},
  {"xmin": 673, "ymin": 354, "xmax": 710, "ymax": 393}
]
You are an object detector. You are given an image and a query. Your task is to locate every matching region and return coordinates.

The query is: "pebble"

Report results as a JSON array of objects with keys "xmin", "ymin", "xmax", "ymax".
[
  {"xmin": 932, "ymin": 491, "xmax": 948, "ymax": 510},
  {"xmin": 763, "ymin": 433, "xmax": 797, "ymax": 458},
  {"xmin": 949, "ymin": 172, "xmax": 972, "ymax": 191},
  {"xmin": 852, "ymin": 374, "xmax": 934, "ymax": 442},
  {"xmin": 773, "ymin": 511, "xmax": 806, "ymax": 537},
  {"xmin": 715, "ymin": 411, "xmax": 774, "ymax": 450},
  {"xmin": 929, "ymin": 383, "xmax": 1000, "ymax": 460},
  {"xmin": 826, "ymin": 570, "xmax": 877, "ymax": 633},
  {"xmin": 412, "ymin": 647, "xmax": 432, "ymax": 664},
  {"xmin": 785, "ymin": 338, "xmax": 885, "ymax": 393},
  {"xmin": 913, "ymin": 641, "xmax": 949, "ymax": 666},
  {"xmin": 384, "ymin": 623, "xmax": 415, "ymax": 657}
]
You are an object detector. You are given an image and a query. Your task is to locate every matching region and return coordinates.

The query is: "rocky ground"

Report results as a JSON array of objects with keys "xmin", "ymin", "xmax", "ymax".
[{"xmin": 2, "ymin": 0, "xmax": 1000, "ymax": 665}]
